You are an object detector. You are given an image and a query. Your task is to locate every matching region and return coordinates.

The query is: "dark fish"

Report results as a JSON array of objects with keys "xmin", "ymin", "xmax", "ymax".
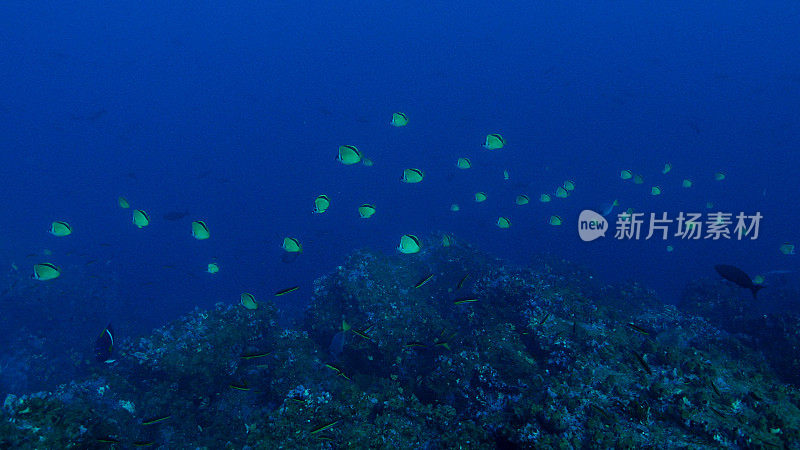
[
  {"xmin": 709, "ymin": 406, "xmax": 726, "ymax": 418},
  {"xmin": 162, "ymin": 210, "xmax": 190, "ymax": 221},
  {"xmin": 625, "ymin": 323, "xmax": 650, "ymax": 335},
  {"xmin": 94, "ymin": 324, "xmax": 114, "ymax": 363},
  {"xmin": 588, "ymin": 403, "xmax": 611, "ymax": 419},
  {"xmin": 241, "ymin": 352, "xmax": 271, "ymax": 360},
  {"xmin": 414, "ymin": 274, "xmax": 434, "ymax": 288},
  {"xmin": 686, "ymin": 120, "xmax": 701, "ymax": 135},
  {"xmin": 46, "ymin": 50, "xmax": 69, "ymax": 59},
  {"xmin": 455, "ymin": 273, "xmax": 469, "ymax": 290},
  {"xmin": 141, "ymin": 415, "xmax": 171, "ymax": 426},
  {"xmin": 310, "ymin": 420, "xmax": 339, "ymax": 435},
  {"xmin": 229, "ymin": 383, "xmax": 251, "ymax": 391},
  {"xmin": 510, "ymin": 181, "xmax": 531, "ymax": 190},
  {"xmin": 328, "ymin": 331, "xmax": 346, "ymax": 358},
  {"xmin": 87, "ymin": 109, "xmax": 107, "ymax": 121},
  {"xmin": 350, "ymin": 328, "xmax": 372, "ymax": 341},
  {"xmin": 759, "ymin": 438, "xmax": 781, "ymax": 448},
  {"xmin": 631, "ymin": 351, "xmax": 652, "ymax": 375},
  {"xmin": 714, "ymin": 264, "xmax": 764, "ymax": 299},
  {"xmin": 275, "ymin": 286, "xmax": 299, "ymax": 296},
  {"xmin": 325, "ymin": 363, "xmax": 343, "ymax": 373},
  {"xmin": 453, "ymin": 297, "xmax": 478, "ymax": 305},
  {"xmin": 281, "ymin": 251, "xmax": 300, "ymax": 264},
  {"xmin": 538, "ymin": 312, "xmax": 551, "ymax": 326},
  {"xmin": 71, "ymin": 108, "xmax": 107, "ymax": 121}
]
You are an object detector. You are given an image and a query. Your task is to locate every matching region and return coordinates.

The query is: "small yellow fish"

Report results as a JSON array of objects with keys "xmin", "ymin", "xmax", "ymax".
[
  {"xmin": 282, "ymin": 237, "xmax": 302, "ymax": 253},
  {"xmin": 132, "ymin": 210, "xmax": 150, "ymax": 228},
  {"xmin": 191, "ymin": 220, "xmax": 210, "ymax": 240},
  {"xmin": 456, "ymin": 158, "xmax": 472, "ymax": 169},
  {"xmin": 401, "ymin": 168, "xmax": 424, "ymax": 183},
  {"xmin": 337, "ymin": 145, "xmax": 362, "ymax": 165},
  {"xmin": 483, "ymin": 133, "xmax": 505, "ymax": 150},
  {"xmin": 390, "ymin": 112, "xmax": 408, "ymax": 127},
  {"xmin": 33, "ymin": 263, "xmax": 61, "ymax": 281},
  {"xmin": 49, "ymin": 221, "xmax": 72, "ymax": 237},
  {"xmin": 313, "ymin": 195, "xmax": 330, "ymax": 214},
  {"xmin": 240, "ymin": 292, "xmax": 257, "ymax": 310},
  {"xmin": 398, "ymin": 234, "xmax": 421, "ymax": 254},
  {"xmin": 358, "ymin": 204, "xmax": 376, "ymax": 219},
  {"xmin": 441, "ymin": 234, "xmax": 455, "ymax": 247}
]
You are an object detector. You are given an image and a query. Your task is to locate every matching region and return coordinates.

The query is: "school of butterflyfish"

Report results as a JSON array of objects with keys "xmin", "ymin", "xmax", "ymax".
[{"xmin": 28, "ymin": 112, "xmax": 793, "ymax": 302}]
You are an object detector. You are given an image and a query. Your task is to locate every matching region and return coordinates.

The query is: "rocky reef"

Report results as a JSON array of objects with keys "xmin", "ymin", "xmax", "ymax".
[{"xmin": 2, "ymin": 235, "xmax": 798, "ymax": 448}]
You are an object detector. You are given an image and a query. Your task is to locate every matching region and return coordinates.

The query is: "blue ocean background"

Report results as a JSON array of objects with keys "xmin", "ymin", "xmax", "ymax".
[{"xmin": 1, "ymin": 1, "xmax": 798, "ymax": 390}]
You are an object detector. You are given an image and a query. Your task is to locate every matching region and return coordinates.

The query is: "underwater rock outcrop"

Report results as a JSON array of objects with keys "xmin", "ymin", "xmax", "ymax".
[
  {"xmin": 2, "ymin": 237, "xmax": 799, "ymax": 448},
  {"xmin": 681, "ymin": 277, "xmax": 800, "ymax": 388}
]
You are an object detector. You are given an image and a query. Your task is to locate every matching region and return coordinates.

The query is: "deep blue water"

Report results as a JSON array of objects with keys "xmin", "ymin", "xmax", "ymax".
[{"xmin": 1, "ymin": 1, "xmax": 798, "ymax": 351}]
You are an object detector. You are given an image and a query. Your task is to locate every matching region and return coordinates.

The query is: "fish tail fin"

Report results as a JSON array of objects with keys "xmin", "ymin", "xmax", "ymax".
[{"xmin": 752, "ymin": 285, "xmax": 765, "ymax": 299}]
